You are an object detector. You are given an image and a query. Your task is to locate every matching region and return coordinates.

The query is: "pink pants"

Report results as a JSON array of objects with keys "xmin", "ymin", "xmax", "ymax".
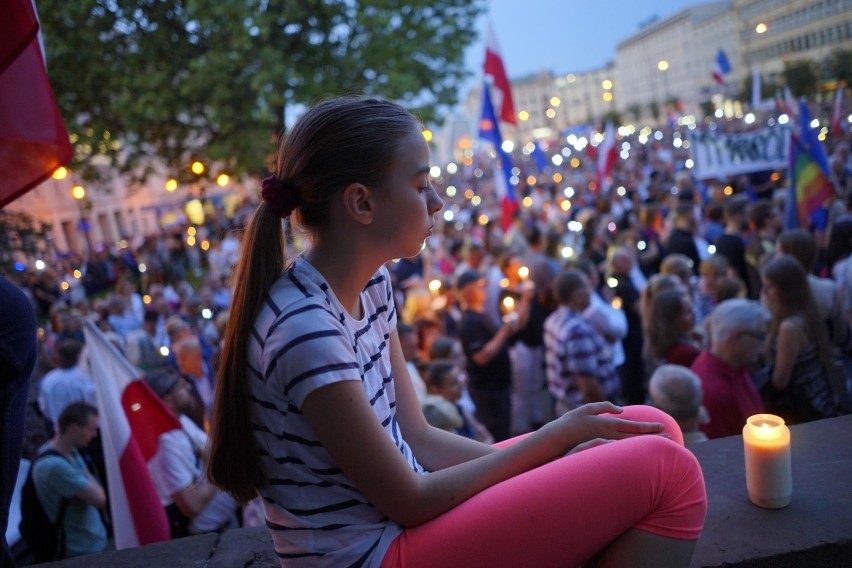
[{"xmin": 380, "ymin": 406, "xmax": 707, "ymax": 568}]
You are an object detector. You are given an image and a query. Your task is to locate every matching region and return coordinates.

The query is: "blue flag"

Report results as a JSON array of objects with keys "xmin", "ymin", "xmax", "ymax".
[
  {"xmin": 479, "ymin": 82, "xmax": 517, "ymax": 230},
  {"xmin": 531, "ymin": 140, "xmax": 548, "ymax": 172}
]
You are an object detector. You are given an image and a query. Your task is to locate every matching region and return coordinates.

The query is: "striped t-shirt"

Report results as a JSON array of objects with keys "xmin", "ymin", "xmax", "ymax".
[{"xmin": 248, "ymin": 258, "xmax": 425, "ymax": 567}]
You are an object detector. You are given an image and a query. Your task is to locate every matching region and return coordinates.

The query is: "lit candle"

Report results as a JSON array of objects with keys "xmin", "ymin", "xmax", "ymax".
[{"xmin": 742, "ymin": 414, "xmax": 792, "ymax": 509}]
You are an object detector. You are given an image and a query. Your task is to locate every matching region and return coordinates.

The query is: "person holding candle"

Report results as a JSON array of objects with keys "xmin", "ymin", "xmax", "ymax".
[
  {"xmin": 207, "ymin": 97, "xmax": 707, "ymax": 567},
  {"xmin": 760, "ymin": 255, "xmax": 844, "ymax": 424}
]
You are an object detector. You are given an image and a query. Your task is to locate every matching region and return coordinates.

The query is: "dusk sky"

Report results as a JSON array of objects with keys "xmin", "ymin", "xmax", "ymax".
[{"xmin": 460, "ymin": 0, "xmax": 702, "ymax": 97}]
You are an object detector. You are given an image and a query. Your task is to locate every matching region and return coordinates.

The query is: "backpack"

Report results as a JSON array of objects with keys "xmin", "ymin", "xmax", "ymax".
[{"xmin": 19, "ymin": 449, "xmax": 71, "ymax": 562}]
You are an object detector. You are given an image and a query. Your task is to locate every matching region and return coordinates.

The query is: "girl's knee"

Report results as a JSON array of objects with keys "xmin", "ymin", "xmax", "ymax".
[{"xmin": 618, "ymin": 405, "xmax": 683, "ymax": 444}]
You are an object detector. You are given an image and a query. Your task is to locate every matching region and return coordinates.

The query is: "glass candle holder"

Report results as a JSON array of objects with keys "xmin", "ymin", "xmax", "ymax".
[{"xmin": 742, "ymin": 414, "xmax": 792, "ymax": 509}]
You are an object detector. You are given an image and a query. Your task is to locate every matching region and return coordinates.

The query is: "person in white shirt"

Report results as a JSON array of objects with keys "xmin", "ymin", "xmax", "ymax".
[
  {"xmin": 38, "ymin": 339, "xmax": 97, "ymax": 429},
  {"xmin": 144, "ymin": 368, "xmax": 238, "ymax": 537}
]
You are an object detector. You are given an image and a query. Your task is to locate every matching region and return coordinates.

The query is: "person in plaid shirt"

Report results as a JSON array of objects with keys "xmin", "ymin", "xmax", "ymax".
[{"xmin": 544, "ymin": 269, "xmax": 622, "ymax": 416}]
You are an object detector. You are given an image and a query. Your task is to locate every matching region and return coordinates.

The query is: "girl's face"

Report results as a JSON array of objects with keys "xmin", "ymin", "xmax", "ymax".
[
  {"xmin": 676, "ymin": 294, "xmax": 696, "ymax": 334},
  {"xmin": 761, "ymin": 278, "xmax": 778, "ymax": 311},
  {"xmin": 373, "ymin": 128, "xmax": 444, "ymax": 259}
]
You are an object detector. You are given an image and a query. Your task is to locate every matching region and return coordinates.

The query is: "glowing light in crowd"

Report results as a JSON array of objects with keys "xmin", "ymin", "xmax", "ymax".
[
  {"xmin": 527, "ymin": 175, "xmax": 537, "ymax": 185},
  {"xmin": 603, "ymin": 92, "xmax": 613, "ymax": 102},
  {"xmin": 724, "ymin": 186, "xmax": 734, "ymax": 196},
  {"xmin": 607, "ymin": 277, "xmax": 618, "ymax": 288},
  {"xmin": 61, "ymin": 282, "xmax": 69, "ymax": 291},
  {"xmin": 620, "ymin": 150, "xmax": 630, "ymax": 160},
  {"xmin": 567, "ymin": 221, "xmax": 583, "ymax": 232},
  {"xmin": 745, "ymin": 113, "xmax": 756, "ymax": 124},
  {"xmin": 637, "ymin": 241, "xmax": 647, "ymax": 251},
  {"xmin": 602, "ymin": 79, "xmax": 613, "ymax": 90},
  {"xmin": 550, "ymin": 97, "xmax": 561, "ymax": 107},
  {"xmin": 201, "ymin": 240, "xmax": 210, "ymax": 251},
  {"xmin": 522, "ymin": 196, "xmax": 533, "ymax": 208},
  {"xmin": 561, "ymin": 246, "xmax": 574, "ymax": 258},
  {"xmin": 560, "ymin": 200, "xmax": 571, "ymax": 212},
  {"xmin": 654, "ymin": 131, "xmax": 663, "ymax": 141},
  {"xmin": 545, "ymin": 108, "xmax": 556, "ymax": 119},
  {"xmin": 216, "ymin": 174, "xmax": 229, "ymax": 187},
  {"xmin": 561, "ymin": 147, "xmax": 571, "ymax": 156},
  {"xmin": 478, "ymin": 214, "xmax": 489, "ymax": 225},
  {"xmin": 570, "ymin": 158, "xmax": 580, "ymax": 168},
  {"xmin": 166, "ymin": 178, "xmax": 178, "ymax": 191},
  {"xmin": 187, "ymin": 226, "xmax": 196, "ymax": 236},
  {"xmin": 563, "ymin": 187, "xmax": 575, "ymax": 198},
  {"xmin": 611, "ymin": 297, "xmax": 623, "ymax": 309},
  {"xmin": 422, "ymin": 129, "xmax": 433, "ymax": 142},
  {"xmin": 464, "ymin": 189, "xmax": 475, "ymax": 199},
  {"xmin": 617, "ymin": 186, "xmax": 627, "ymax": 197},
  {"xmin": 755, "ymin": 22, "xmax": 768, "ymax": 34},
  {"xmin": 657, "ymin": 60, "xmax": 669, "ymax": 71},
  {"xmin": 138, "ymin": 263, "xmax": 147, "ymax": 273},
  {"xmin": 518, "ymin": 110, "xmax": 529, "ymax": 121},
  {"xmin": 501, "ymin": 140, "xmax": 514, "ymax": 153},
  {"xmin": 143, "ymin": 295, "xmax": 151, "ymax": 304},
  {"xmin": 35, "ymin": 260, "xmax": 45, "ymax": 270},
  {"xmin": 191, "ymin": 161, "xmax": 205, "ymax": 175},
  {"xmin": 685, "ymin": 159, "xmax": 695, "ymax": 169},
  {"xmin": 201, "ymin": 308, "xmax": 213, "ymax": 320},
  {"xmin": 430, "ymin": 166, "xmax": 442, "ymax": 179},
  {"xmin": 552, "ymin": 155, "xmax": 563, "ymax": 166},
  {"xmin": 446, "ymin": 186, "xmax": 457, "ymax": 197},
  {"xmin": 552, "ymin": 173, "xmax": 562, "ymax": 183},
  {"xmin": 71, "ymin": 185, "xmax": 86, "ymax": 200},
  {"xmin": 160, "ymin": 347, "xmax": 169, "ymax": 357},
  {"xmin": 471, "ymin": 196, "xmax": 481, "ymax": 206},
  {"xmin": 429, "ymin": 280, "xmax": 442, "ymax": 293},
  {"xmin": 446, "ymin": 163, "xmax": 458, "ymax": 174},
  {"xmin": 73, "ymin": 270, "xmax": 82, "ymax": 279},
  {"xmin": 708, "ymin": 245, "xmax": 717, "ymax": 254},
  {"xmin": 443, "ymin": 210, "xmax": 454, "ymax": 222},
  {"xmin": 810, "ymin": 119, "xmax": 819, "ymax": 128},
  {"xmin": 52, "ymin": 167, "xmax": 68, "ymax": 180}
]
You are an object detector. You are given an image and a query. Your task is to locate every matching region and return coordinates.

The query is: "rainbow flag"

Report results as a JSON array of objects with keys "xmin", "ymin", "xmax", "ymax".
[{"xmin": 784, "ymin": 100, "xmax": 836, "ymax": 230}]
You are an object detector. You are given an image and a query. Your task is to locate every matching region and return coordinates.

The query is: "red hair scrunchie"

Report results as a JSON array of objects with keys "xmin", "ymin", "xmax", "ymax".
[{"xmin": 261, "ymin": 175, "xmax": 300, "ymax": 219}]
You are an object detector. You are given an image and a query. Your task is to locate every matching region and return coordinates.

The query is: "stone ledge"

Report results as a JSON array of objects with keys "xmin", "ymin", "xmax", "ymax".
[{"xmin": 39, "ymin": 415, "xmax": 852, "ymax": 567}]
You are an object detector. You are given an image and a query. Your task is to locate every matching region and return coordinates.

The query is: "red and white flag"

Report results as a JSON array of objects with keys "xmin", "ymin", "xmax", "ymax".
[
  {"xmin": 0, "ymin": 0, "xmax": 72, "ymax": 208},
  {"xmin": 483, "ymin": 22, "xmax": 516, "ymax": 126},
  {"xmin": 596, "ymin": 122, "xmax": 617, "ymax": 193},
  {"xmin": 831, "ymin": 85, "xmax": 844, "ymax": 136},
  {"xmin": 83, "ymin": 320, "xmax": 179, "ymax": 548}
]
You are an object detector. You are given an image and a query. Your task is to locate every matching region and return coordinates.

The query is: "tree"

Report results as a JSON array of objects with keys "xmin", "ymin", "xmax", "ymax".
[
  {"xmin": 828, "ymin": 48, "xmax": 852, "ymax": 87},
  {"xmin": 782, "ymin": 59, "xmax": 818, "ymax": 98},
  {"xmin": 37, "ymin": 0, "xmax": 484, "ymax": 183}
]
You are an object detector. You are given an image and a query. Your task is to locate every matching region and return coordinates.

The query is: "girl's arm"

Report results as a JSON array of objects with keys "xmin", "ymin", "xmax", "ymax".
[
  {"xmin": 770, "ymin": 318, "xmax": 806, "ymax": 391},
  {"xmin": 301, "ymin": 332, "xmax": 664, "ymax": 528}
]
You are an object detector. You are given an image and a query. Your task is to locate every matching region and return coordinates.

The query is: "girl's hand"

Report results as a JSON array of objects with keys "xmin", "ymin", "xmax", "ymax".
[{"xmin": 545, "ymin": 402, "xmax": 666, "ymax": 453}]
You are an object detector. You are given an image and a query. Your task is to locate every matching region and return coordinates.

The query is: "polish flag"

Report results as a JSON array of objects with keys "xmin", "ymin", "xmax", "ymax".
[
  {"xmin": 831, "ymin": 85, "xmax": 844, "ymax": 136},
  {"xmin": 83, "ymin": 320, "xmax": 179, "ymax": 548},
  {"xmin": 0, "ymin": 0, "xmax": 72, "ymax": 208},
  {"xmin": 596, "ymin": 122, "xmax": 617, "ymax": 193},
  {"xmin": 483, "ymin": 22, "xmax": 516, "ymax": 125}
]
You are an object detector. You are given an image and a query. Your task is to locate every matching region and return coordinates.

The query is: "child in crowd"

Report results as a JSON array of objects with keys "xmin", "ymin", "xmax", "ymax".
[
  {"xmin": 424, "ymin": 360, "xmax": 494, "ymax": 444},
  {"xmin": 207, "ymin": 96, "xmax": 706, "ymax": 567}
]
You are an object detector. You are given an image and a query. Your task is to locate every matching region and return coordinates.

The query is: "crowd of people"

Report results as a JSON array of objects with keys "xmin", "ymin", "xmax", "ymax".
[{"xmin": 1, "ymin": 93, "xmax": 851, "ymax": 564}]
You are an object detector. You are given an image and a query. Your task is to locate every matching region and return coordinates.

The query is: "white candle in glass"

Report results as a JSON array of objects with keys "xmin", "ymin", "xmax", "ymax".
[{"xmin": 742, "ymin": 414, "xmax": 792, "ymax": 509}]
